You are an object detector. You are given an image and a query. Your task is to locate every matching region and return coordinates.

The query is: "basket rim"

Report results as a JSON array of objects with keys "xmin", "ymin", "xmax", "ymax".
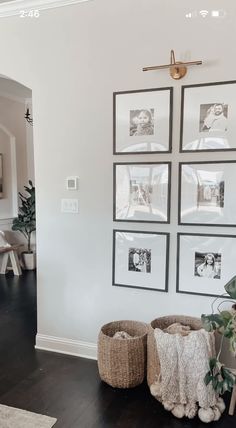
[
  {"xmin": 100, "ymin": 319, "xmax": 148, "ymax": 341},
  {"xmin": 150, "ymin": 314, "xmax": 202, "ymax": 329}
]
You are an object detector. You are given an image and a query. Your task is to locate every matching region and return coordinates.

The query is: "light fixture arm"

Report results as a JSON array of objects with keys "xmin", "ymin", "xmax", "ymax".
[
  {"xmin": 143, "ymin": 50, "xmax": 202, "ymax": 80},
  {"xmin": 170, "ymin": 49, "xmax": 176, "ymax": 65}
]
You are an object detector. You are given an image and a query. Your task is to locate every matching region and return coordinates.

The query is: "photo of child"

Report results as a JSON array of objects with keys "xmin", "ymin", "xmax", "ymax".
[
  {"xmin": 130, "ymin": 109, "xmax": 154, "ymax": 136},
  {"xmin": 194, "ymin": 252, "xmax": 221, "ymax": 279}
]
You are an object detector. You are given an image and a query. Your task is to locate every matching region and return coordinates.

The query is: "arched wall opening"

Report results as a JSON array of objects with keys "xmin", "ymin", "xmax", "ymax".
[{"xmin": 0, "ymin": 75, "xmax": 34, "ymax": 247}]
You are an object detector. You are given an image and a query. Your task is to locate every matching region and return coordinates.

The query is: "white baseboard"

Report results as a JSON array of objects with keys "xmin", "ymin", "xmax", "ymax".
[{"xmin": 35, "ymin": 334, "xmax": 97, "ymax": 360}]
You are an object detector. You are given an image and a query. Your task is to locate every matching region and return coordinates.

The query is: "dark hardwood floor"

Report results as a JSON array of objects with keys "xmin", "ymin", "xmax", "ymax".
[{"xmin": 0, "ymin": 271, "xmax": 235, "ymax": 427}]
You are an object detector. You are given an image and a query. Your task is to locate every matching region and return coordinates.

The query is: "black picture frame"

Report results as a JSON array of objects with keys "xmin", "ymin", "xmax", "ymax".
[
  {"xmin": 113, "ymin": 229, "xmax": 169, "ymax": 292},
  {"xmin": 176, "ymin": 232, "xmax": 236, "ymax": 298},
  {"xmin": 179, "ymin": 80, "xmax": 236, "ymax": 153},
  {"xmin": 113, "ymin": 87, "xmax": 173, "ymax": 155},
  {"xmin": 114, "ymin": 161, "xmax": 171, "ymax": 224},
  {"xmin": 178, "ymin": 160, "xmax": 236, "ymax": 227}
]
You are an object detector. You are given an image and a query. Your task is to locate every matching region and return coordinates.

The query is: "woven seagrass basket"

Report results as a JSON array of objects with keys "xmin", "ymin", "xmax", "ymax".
[
  {"xmin": 147, "ymin": 315, "xmax": 202, "ymax": 388},
  {"xmin": 98, "ymin": 320, "xmax": 148, "ymax": 388}
]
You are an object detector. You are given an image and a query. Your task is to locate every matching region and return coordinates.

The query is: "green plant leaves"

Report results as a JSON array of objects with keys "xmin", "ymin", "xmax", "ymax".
[
  {"xmin": 202, "ymin": 311, "xmax": 236, "ymax": 352},
  {"xmin": 201, "ymin": 314, "xmax": 225, "ymax": 332},
  {"xmin": 12, "ymin": 180, "xmax": 36, "ymax": 252},
  {"xmin": 202, "ymin": 276, "xmax": 236, "ymax": 395},
  {"xmin": 204, "ymin": 371, "xmax": 213, "ymax": 386},
  {"xmin": 225, "ymin": 275, "xmax": 236, "ymax": 299},
  {"xmin": 205, "ymin": 358, "xmax": 236, "ymax": 395},
  {"xmin": 202, "ymin": 310, "xmax": 236, "ymax": 337},
  {"xmin": 220, "ymin": 310, "xmax": 232, "ymax": 321},
  {"xmin": 209, "ymin": 357, "xmax": 217, "ymax": 371}
]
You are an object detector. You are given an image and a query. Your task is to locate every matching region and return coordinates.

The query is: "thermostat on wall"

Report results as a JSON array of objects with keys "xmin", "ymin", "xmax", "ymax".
[{"xmin": 66, "ymin": 176, "xmax": 78, "ymax": 190}]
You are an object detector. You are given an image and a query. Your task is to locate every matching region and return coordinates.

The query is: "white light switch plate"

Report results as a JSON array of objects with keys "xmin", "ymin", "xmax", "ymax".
[{"xmin": 61, "ymin": 198, "xmax": 79, "ymax": 213}]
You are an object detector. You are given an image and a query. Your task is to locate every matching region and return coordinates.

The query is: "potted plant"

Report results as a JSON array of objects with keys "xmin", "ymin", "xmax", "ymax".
[
  {"xmin": 12, "ymin": 180, "xmax": 36, "ymax": 270},
  {"xmin": 202, "ymin": 276, "xmax": 236, "ymax": 395}
]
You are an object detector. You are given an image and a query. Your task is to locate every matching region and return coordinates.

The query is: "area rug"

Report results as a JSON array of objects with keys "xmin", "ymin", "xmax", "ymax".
[{"xmin": 0, "ymin": 404, "xmax": 57, "ymax": 427}]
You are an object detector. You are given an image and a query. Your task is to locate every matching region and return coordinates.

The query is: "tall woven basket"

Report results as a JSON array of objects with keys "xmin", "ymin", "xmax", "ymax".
[
  {"xmin": 98, "ymin": 320, "xmax": 148, "ymax": 388},
  {"xmin": 147, "ymin": 315, "xmax": 202, "ymax": 388}
]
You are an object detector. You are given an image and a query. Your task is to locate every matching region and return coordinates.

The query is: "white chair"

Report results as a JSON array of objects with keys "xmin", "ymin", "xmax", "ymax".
[{"xmin": 0, "ymin": 231, "xmax": 22, "ymax": 276}]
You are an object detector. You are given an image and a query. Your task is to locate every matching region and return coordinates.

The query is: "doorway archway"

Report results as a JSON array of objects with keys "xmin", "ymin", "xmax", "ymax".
[{"xmin": 0, "ymin": 75, "xmax": 34, "ymax": 239}]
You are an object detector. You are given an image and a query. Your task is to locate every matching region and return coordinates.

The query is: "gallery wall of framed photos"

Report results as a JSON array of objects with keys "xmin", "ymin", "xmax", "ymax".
[{"xmin": 112, "ymin": 80, "xmax": 236, "ymax": 298}]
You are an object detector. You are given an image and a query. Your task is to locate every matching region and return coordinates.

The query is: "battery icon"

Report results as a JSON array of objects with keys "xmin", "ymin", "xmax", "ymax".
[{"xmin": 211, "ymin": 10, "xmax": 226, "ymax": 18}]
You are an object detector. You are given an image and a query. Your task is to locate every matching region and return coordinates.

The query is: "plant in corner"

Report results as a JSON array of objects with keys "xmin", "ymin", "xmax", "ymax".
[
  {"xmin": 202, "ymin": 276, "xmax": 236, "ymax": 395},
  {"xmin": 12, "ymin": 180, "xmax": 36, "ymax": 270}
]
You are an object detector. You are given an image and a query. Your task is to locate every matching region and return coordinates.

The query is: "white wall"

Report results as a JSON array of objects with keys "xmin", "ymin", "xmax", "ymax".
[
  {"xmin": 0, "ymin": 0, "xmax": 235, "ymax": 365},
  {"xmin": 0, "ymin": 127, "xmax": 13, "ymax": 218},
  {"xmin": 0, "ymin": 96, "xmax": 27, "ymax": 215}
]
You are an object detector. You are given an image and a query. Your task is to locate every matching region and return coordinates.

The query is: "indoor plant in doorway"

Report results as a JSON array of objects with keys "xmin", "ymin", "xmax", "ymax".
[{"xmin": 12, "ymin": 180, "xmax": 36, "ymax": 270}]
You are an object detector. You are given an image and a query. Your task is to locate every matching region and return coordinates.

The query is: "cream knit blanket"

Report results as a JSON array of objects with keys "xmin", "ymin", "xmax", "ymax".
[
  {"xmin": 151, "ymin": 328, "xmax": 225, "ymax": 422},
  {"xmin": 154, "ymin": 328, "xmax": 216, "ymax": 407}
]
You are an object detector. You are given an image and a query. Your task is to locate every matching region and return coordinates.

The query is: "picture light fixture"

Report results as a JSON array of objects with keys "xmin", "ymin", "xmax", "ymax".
[{"xmin": 143, "ymin": 50, "xmax": 203, "ymax": 80}]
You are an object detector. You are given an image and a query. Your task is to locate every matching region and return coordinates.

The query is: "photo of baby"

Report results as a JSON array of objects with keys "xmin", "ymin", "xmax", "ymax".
[{"xmin": 130, "ymin": 109, "xmax": 154, "ymax": 136}]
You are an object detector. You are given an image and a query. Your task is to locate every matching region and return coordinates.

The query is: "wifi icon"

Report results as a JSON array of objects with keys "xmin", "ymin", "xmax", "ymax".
[{"xmin": 199, "ymin": 10, "xmax": 209, "ymax": 18}]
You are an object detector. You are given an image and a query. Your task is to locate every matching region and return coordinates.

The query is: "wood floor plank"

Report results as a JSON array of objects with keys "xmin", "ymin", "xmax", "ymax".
[{"xmin": 0, "ymin": 272, "xmax": 235, "ymax": 427}]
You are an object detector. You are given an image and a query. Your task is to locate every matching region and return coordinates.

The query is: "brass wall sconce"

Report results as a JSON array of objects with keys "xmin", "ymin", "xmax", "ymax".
[{"xmin": 143, "ymin": 50, "xmax": 202, "ymax": 80}]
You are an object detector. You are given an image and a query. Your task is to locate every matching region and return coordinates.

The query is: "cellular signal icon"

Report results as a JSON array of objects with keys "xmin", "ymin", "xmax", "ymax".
[
  {"xmin": 199, "ymin": 10, "xmax": 209, "ymax": 18},
  {"xmin": 185, "ymin": 11, "xmax": 197, "ymax": 19}
]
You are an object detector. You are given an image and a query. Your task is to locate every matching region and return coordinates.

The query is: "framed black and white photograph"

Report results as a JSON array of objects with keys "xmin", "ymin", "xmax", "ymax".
[
  {"xmin": 114, "ymin": 162, "xmax": 171, "ymax": 223},
  {"xmin": 0, "ymin": 154, "xmax": 3, "ymax": 199},
  {"xmin": 194, "ymin": 252, "xmax": 221, "ymax": 280},
  {"xmin": 180, "ymin": 80, "xmax": 236, "ymax": 152},
  {"xmin": 113, "ymin": 230, "xmax": 169, "ymax": 292},
  {"xmin": 176, "ymin": 233, "xmax": 236, "ymax": 297},
  {"xmin": 179, "ymin": 161, "xmax": 236, "ymax": 226},
  {"xmin": 113, "ymin": 87, "xmax": 173, "ymax": 154}
]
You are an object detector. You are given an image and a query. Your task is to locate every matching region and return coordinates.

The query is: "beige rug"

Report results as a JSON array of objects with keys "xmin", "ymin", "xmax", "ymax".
[{"xmin": 0, "ymin": 404, "xmax": 57, "ymax": 427}]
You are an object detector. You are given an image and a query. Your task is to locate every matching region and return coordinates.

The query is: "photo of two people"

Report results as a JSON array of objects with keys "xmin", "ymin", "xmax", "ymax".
[
  {"xmin": 128, "ymin": 248, "xmax": 151, "ymax": 273},
  {"xmin": 200, "ymin": 103, "xmax": 228, "ymax": 133}
]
